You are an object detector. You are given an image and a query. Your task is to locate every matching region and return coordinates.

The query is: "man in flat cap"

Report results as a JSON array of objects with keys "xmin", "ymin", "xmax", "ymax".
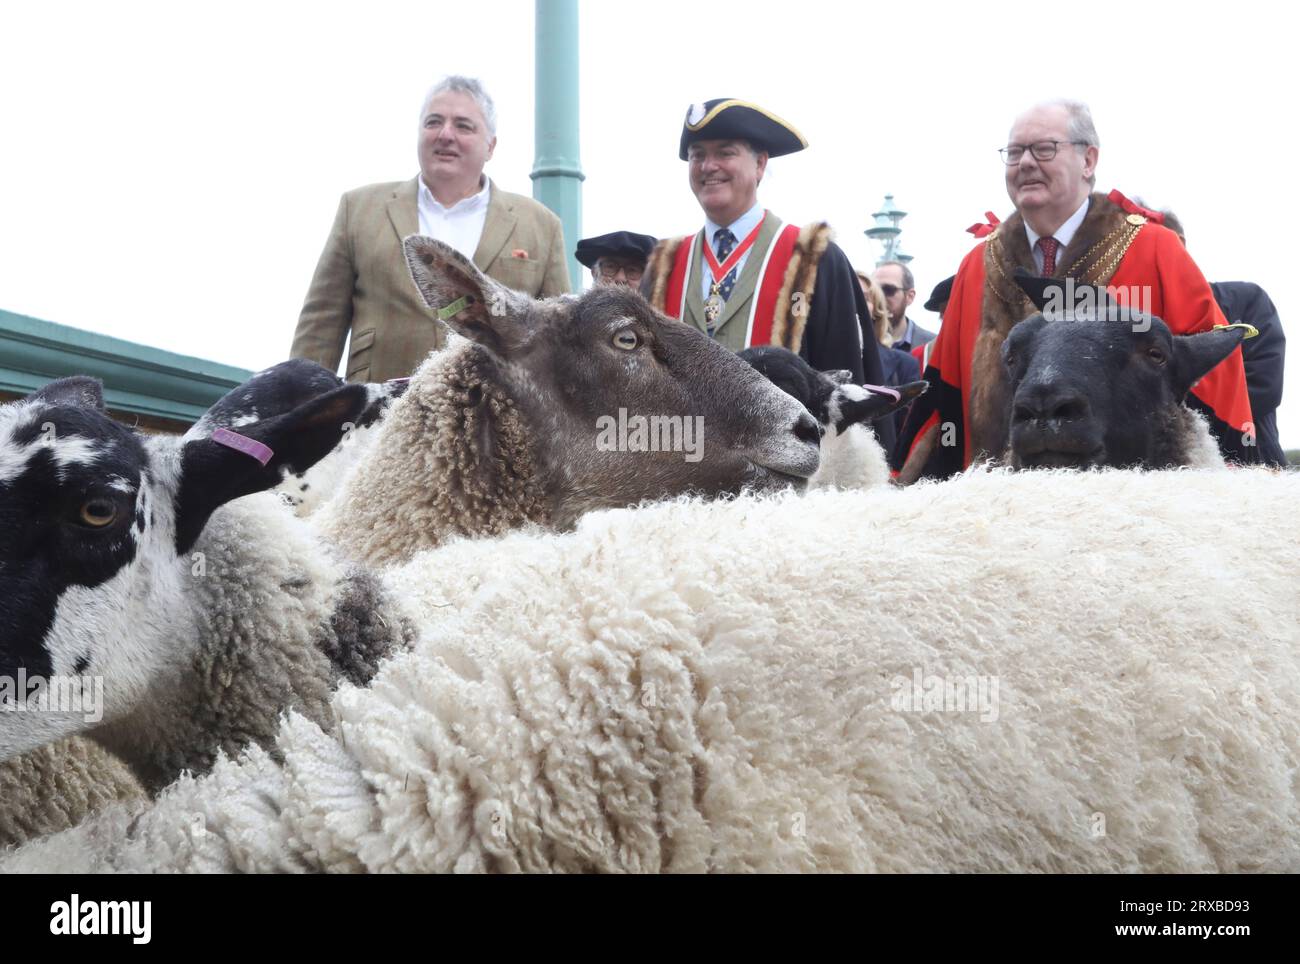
[
  {"xmin": 641, "ymin": 98, "xmax": 892, "ymax": 452},
  {"xmin": 576, "ymin": 231, "xmax": 657, "ymax": 289}
]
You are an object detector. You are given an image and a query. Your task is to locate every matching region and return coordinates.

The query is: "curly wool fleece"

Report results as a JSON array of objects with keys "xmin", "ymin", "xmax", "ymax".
[
  {"xmin": 6, "ymin": 468, "xmax": 1299, "ymax": 872},
  {"xmin": 314, "ymin": 342, "xmax": 549, "ymax": 568},
  {"xmin": 0, "ymin": 738, "xmax": 144, "ymax": 850}
]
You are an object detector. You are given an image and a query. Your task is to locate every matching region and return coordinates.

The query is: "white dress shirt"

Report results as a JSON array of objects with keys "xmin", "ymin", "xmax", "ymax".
[
  {"xmin": 701, "ymin": 201, "xmax": 765, "ymax": 300},
  {"xmin": 418, "ymin": 176, "xmax": 491, "ymax": 260},
  {"xmin": 1025, "ymin": 196, "xmax": 1090, "ymax": 273}
]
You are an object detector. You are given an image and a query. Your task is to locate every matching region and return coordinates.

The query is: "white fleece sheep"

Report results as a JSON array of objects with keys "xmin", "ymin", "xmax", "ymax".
[{"xmin": 8, "ymin": 467, "xmax": 1298, "ymax": 873}]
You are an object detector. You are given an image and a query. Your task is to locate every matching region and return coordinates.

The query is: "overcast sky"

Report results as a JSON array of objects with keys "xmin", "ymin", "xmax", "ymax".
[{"xmin": 4, "ymin": 0, "xmax": 1296, "ymax": 443}]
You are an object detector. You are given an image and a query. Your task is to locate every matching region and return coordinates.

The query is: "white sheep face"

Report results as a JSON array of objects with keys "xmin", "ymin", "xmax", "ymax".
[{"xmin": 0, "ymin": 375, "xmax": 370, "ymax": 762}]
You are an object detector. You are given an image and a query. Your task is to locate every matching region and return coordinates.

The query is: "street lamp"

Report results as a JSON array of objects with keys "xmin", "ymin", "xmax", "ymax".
[{"xmin": 865, "ymin": 193, "xmax": 910, "ymax": 264}]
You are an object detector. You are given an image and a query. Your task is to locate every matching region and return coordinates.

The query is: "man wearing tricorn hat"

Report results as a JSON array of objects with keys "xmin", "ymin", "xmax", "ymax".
[
  {"xmin": 575, "ymin": 231, "xmax": 658, "ymax": 289},
  {"xmin": 642, "ymin": 98, "xmax": 891, "ymax": 449}
]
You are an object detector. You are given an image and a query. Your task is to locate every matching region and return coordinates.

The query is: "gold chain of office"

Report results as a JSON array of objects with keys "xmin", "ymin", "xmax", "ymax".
[{"xmin": 986, "ymin": 218, "xmax": 1144, "ymax": 311}]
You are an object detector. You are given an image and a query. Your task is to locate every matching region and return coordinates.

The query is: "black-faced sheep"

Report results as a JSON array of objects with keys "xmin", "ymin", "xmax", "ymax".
[
  {"xmin": 1002, "ymin": 274, "xmax": 1254, "ymax": 470},
  {"xmin": 740, "ymin": 345, "xmax": 926, "ymax": 489}
]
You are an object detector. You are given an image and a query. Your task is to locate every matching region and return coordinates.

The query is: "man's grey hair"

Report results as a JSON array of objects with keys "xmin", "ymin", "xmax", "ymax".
[
  {"xmin": 419, "ymin": 75, "xmax": 497, "ymax": 136},
  {"xmin": 1014, "ymin": 98, "xmax": 1100, "ymax": 186},
  {"xmin": 877, "ymin": 260, "xmax": 915, "ymax": 292}
]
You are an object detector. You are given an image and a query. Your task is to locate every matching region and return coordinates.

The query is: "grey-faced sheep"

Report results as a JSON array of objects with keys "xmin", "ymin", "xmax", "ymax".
[
  {"xmin": 5, "ymin": 467, "xmax": 1297, "ymax": 873},
  {"xmin": 312, "ymin": 237, "xmax": 822, "ymax": 567}
]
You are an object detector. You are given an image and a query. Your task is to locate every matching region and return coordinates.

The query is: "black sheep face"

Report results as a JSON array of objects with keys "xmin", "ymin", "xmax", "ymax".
[
  {"xmin": 1002, "ymin": 311, "xmax": 1247, "ymax": 469},
  {"xmin": 738, "ymin": 345, "xmax": 926, "ymax": 435}
]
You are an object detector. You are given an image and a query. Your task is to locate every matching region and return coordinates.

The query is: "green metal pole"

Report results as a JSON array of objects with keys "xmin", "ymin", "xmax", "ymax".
[{"xmin": 531, "ymin": 0, "xmax": 584, "ymax": 290}]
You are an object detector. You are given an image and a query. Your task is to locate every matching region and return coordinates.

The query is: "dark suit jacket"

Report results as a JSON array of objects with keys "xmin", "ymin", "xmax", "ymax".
[
  {"xmin": 1210, "ymin": 281, "xmax": 1286, "ymax": 466},
  {"xmin": 894, "ymin": 317, "xmax": 935, "ymax": 352},
  {"xmin": 290, "ymin": 177, "xmax": 569, "ymax": 383},
  {"xmin": 876, "ymin": 344, "xmax": 922, "ymax": 440}
]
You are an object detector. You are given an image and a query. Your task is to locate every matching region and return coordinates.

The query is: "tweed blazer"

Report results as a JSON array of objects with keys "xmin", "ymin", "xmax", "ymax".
[{"xmin": 290, "ymin": 177, "xmax": 570, "ymax": 383}]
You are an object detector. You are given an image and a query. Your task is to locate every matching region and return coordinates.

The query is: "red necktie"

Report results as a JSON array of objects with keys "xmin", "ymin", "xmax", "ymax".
[{"xmin": 1037, "ymin": 236, "xmax": 1059, "ymax": 276}]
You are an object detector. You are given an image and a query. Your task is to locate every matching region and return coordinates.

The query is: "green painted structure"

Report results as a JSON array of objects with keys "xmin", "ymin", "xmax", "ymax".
[
  {"xmin": 531, "ymin": 0, "xmax": 584, "ymax": 290},
  {"xmin": 0, "ymin": 308, "xmax": 254, "ymax": 426}
]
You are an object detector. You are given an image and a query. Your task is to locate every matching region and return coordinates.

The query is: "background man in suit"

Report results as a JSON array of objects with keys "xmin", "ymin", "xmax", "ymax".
[
  {"xmin": 290, "ymin": 75, "xmax": 570, "ymax": 383},
  {"xmin": 873, "ymin": 260, "xmax": 935, "ymax": 352},
  {"xmin": 1160, "ymin": 208, "xmax": 1287, "ymax": 467}
]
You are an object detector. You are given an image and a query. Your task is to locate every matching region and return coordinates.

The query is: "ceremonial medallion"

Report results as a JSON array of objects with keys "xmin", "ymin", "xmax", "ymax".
[
  {"xmin": 705, "ymin": 292, "xmax": 724, "ymax": 325},
  {"xmin": 1126, "ymin": 213, "xmax": 1147, "ymax": 226}
]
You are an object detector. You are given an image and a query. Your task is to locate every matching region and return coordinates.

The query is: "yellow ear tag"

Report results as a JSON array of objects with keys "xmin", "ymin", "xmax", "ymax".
[
  {"xmin": 1214, "ymin": 322, "xmax": 1260, "ymax": 339},
  {"xmin": 437, "ymin": 295, "xmax": 472, "ymax": 321}
]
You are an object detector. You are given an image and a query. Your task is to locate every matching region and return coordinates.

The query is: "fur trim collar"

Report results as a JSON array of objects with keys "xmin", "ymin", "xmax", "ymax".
[{"xmin": 969, "ymin": 192, "xmax": 1145, "ymax": 461}]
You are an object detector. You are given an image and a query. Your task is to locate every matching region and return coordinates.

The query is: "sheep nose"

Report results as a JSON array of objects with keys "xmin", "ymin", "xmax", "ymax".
[
  {"xmin": 1012, "ymin": 383, "xmax": 1091, "ymax": 425},
  {"xmin": 793, "ymin": 411, "xmax": 823, "ymax": 446}
]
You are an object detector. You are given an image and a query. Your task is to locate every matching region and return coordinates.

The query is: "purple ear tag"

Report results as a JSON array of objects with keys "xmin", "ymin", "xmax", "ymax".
[
  {"xmin": 861, "ymin": 383, "xmax": 902, "ymax": 403},
  {"xmin": 211, "ymin": 427, "xmax": 274, "ymax": 466}
]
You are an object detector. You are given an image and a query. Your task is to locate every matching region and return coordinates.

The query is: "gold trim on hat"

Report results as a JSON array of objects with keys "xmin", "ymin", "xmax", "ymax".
[{"xmin": 684, "ymin": 99, "xmax": 808, "ymax": 148}]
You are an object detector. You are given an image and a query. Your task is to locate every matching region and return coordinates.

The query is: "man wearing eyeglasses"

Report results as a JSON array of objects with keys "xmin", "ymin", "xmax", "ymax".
[
  {"xmin": 872, "ymin": 260, "xmax": 935, "ymax": 352},
  {"xmin": 892, "ymin": 99, "xmax": 1255, "ymax": 481},
  {"xmin": 575, "ymin": 231, "xmax": 657, "ymax": 289}
]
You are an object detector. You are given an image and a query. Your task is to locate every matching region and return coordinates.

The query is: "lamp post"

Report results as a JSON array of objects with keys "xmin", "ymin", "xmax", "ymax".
[
  {"xmin": 531, "ymin": 0, "xmax": 585, "ymax": 290},
  {"xmin": 864, "ymin": 193, "xmax": 912, "ymax": 265}
]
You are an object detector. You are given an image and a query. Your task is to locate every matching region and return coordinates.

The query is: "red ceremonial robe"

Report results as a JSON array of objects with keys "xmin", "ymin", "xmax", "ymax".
[{"xmin": 893, "ymin": 191, "xmax": 1255, "ymax": 479}]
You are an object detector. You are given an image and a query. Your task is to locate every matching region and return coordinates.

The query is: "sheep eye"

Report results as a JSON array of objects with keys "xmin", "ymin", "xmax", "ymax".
[
  {"xmin": 1004, "ymin": 352, "xmax": 1016, "ymax": 369},
  {"xmin": 78, "ymin": 499, "xmax": 118, "ymax": 528},
  {"xmin": 1146, "ymin": 347, "xmax": 1166, "ymax": 365},
  {"xmin": 612, "ymin": 330, "xmax": 639, "ymax": 351}
]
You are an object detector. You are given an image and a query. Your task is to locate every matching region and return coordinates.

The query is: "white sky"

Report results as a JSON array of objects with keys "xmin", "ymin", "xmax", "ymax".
[{"xmin": 3, "ymin": 0, "xmax": 1296, "ymax": 444}]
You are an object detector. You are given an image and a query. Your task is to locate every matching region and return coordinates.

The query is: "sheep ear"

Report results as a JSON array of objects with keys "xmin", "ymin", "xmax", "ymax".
[
  {"xmin": 830, "ymin": 380, "xmax": 928, "ymax": 431},
  {"xmin": 1012, "ymin": 270, "xmax": 1116, "ymax": 318},
  {"xmin": 174, "ymin": 383, "xmax": 370, "ymax": 553},
  {"xmin": 403, "ymin": 235, "xmax": 531, "ymax": 356},
  {"xmin": 27, "ymin": 376, "xmax": 106, "ymax": 412},
  {"xmin": 1172, "ymin": 326, "xmax": 1248, "ymax": 396}
]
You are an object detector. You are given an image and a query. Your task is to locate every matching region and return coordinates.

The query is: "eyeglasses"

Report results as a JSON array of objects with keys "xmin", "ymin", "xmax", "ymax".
[
  {"xmin": 597, "ymin": 262, "xmax": 644, "ymax": 281},
  {"xmin": 999, "ymin": 140, "xmax": 1089, "ymax": 164},
  {"xmin": 879, "ymin": 284, "xmax": 906, "ymax": 298}
]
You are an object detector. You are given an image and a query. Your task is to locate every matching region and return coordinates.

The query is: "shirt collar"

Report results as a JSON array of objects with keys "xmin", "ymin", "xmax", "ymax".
[
  {"xmin": 1025, "ymin": 195, "xmax": 1090, "ymax": 251},
  {"xmin": 705, "ymin": 201, "xmax": 764, "ymax": 249},
  {"xmin": 419, "ymin": 175, "xmax": 490, "ymax": 214},
  {"xmin": 898, "ymin": 317, "xmax": 916, "ymax": 346}
]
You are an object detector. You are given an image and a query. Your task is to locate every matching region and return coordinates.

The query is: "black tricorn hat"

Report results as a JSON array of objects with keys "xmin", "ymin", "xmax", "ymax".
[
  {"xmin": 924, "ymin": 275, "xmax": 955, "ymax": 313},
  {"xmin": 574, "ymin": 231, "xmax": 658, "ymax": 269},
  {"xmin": 678, "ymin": 98, "xmax": 808, "ymax": 160}
]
